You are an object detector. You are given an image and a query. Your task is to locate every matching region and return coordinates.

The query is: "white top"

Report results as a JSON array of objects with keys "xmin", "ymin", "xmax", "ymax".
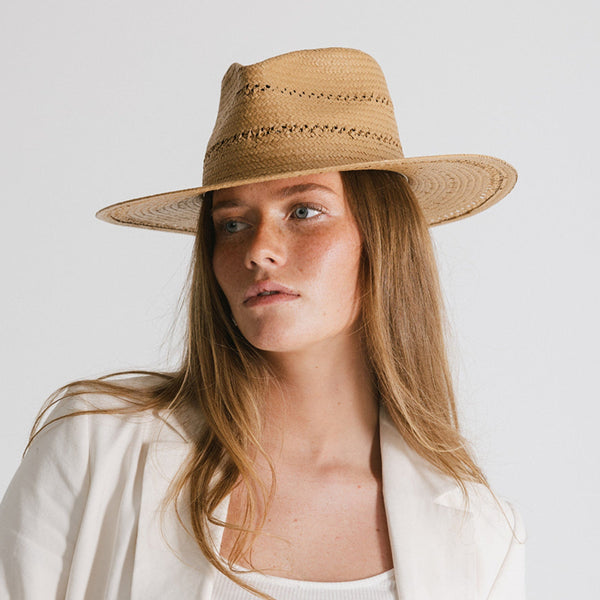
[{"xmin": 211, "ymin": 567, "xmax": 398, "ymax": 600}]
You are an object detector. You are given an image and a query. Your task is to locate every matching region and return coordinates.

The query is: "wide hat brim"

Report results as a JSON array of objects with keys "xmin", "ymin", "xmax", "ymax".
[{"xmin": 96, "ymin": 154, "xmax": 517, "ymax": 234}]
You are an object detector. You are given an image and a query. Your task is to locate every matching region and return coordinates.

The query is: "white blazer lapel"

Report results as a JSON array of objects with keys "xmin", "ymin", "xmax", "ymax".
[
  {"xmin": 130, "ymin": 417, "xmax": 228, "ymax": 600},
  {"xmin": 380, "ymin": 407, "xmax": 514, "ymax": 600}
]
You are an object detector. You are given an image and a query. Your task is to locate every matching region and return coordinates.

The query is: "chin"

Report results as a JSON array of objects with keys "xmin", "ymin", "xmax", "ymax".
[
  {"xmin": 238, "ymin": 323, "xmax": 317, "ymax": 354},
  {"xmin": 242, "ymin": 332, "xmax": 307, "ymax": 354}
]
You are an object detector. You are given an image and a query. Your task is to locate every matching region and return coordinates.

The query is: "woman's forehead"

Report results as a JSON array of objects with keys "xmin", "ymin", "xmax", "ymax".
[{"xmin": 212, "ymin": 172, "xmax": 344, "ymax": 204}]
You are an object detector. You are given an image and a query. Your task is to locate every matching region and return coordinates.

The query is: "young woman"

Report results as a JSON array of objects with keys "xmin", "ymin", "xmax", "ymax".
[{"xmin": 0, "ymin": 47, "xmax": 526, "ymax": 599}]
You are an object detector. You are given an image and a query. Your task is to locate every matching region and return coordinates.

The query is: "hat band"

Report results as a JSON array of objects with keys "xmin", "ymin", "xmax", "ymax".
[{"xmin": 202, "ymin": 122, "xmax": 404, "ymax": 186}]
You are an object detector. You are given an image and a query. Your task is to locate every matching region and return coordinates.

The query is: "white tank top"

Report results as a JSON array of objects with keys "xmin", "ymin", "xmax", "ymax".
[{"xmin": 211, "ymin": 567, "xmax": 398, "ymax": 599}]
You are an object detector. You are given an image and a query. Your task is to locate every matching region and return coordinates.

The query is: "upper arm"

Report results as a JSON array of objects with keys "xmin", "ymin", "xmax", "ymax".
[
  {"xmin": 0, "ymin": 403, "xmax": 91, "ymax": 599},
  {"xmin": 487, "ymin": 500, "xmax": 528, "ymax": 599}
]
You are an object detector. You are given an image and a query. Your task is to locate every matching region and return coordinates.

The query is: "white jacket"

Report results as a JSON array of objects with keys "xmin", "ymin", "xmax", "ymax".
[{"xmin": 0, "ymin": 389, "xmax": 526, "ymax": 599}]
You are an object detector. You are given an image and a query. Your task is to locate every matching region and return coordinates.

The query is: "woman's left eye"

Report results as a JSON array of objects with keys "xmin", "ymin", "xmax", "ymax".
[{"xmin": 291, "ymin": 205, "xmax": 322, "ymax": 220}]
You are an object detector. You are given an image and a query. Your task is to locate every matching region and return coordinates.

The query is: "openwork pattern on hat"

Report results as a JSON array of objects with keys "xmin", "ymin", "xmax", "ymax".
[
  {"xmin": 239, "ymin": 83, "xmax": 391, "ymax": 106},
  {"xmin": 205, "ymin": 123, "xmax": 401, "ymax": 163}
]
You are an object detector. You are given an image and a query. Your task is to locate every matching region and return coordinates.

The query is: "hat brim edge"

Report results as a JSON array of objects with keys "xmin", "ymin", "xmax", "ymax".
[{"xmin": 95, "ymin": 153, "xmax": 517, "ymax": 234}]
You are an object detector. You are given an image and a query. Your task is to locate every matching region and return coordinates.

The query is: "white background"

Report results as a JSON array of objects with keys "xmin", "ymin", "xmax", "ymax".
[{"xmin": 1, "ymin": 1, "xmax": 599, "ymax": 597}]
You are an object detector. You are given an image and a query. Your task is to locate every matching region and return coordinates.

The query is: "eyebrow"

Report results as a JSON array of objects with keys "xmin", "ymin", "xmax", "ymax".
[{"xmin": 211, "ymin": 183, "xmax": 337, "ymax": 212}]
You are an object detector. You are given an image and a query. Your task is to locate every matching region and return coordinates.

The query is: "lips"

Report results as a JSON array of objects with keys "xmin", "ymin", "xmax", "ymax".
[{"xmin": 243, "ymin": 281, "xmax": 300, "ymax": 303}]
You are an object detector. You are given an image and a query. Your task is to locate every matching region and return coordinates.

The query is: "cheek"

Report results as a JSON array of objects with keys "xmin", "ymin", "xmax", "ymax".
[
  {"xmin": 301, "ymin": 227, "xmax": 362, "ymax": 294},
  {"xmin": 211, "ymin": 252, "xmax": 224, "ymax": 289},
  {"xmin": 212, "ymin": 246, "xmax": 239, "ymax": 297}
]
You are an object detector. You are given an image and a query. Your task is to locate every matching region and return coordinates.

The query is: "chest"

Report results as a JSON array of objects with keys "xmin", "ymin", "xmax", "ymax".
[{"xmin": 220, "ymin": 468, "xmax": 393, "ymax": 581}]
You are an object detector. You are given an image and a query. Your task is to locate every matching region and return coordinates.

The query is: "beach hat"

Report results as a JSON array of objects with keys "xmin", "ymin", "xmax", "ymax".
[{"xmin": 96, "ymin": 47, "xmax": 517, "ymax": 233}]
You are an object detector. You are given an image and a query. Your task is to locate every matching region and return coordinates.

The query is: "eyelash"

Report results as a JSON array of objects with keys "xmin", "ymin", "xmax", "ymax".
[{"xmin": 217, "ymin": 203, "xmax": 326, "ymax": 234}]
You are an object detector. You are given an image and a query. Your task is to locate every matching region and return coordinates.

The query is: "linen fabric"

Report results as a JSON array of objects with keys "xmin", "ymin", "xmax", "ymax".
[{"xmin": 0, "ymin": 380, "xmax": 527, "ymax": 599}]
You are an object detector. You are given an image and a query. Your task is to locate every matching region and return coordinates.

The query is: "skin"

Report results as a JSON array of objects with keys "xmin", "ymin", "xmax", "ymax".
[{"xmin": 211, "ymin": 171, "xmax": 393, "ymax": 581}]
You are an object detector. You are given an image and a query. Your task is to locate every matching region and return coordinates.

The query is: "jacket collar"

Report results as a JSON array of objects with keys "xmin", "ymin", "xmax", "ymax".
[
  {"xmin": 379, "ymin": 408, "xmax": 476, "ymax": 599},
  {"xmin": 131, "ymin": 406, "xmax": 509, "ymax": 599}
]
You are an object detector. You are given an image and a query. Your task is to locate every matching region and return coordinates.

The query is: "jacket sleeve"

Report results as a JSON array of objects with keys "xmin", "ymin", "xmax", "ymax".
[
  {"xmin": 487, "ymin": 500, "xmax": 527, "ymax": 599},
  {"xmin": 0, "ymin": 401, "xmax": 91, "ymax": 599}
]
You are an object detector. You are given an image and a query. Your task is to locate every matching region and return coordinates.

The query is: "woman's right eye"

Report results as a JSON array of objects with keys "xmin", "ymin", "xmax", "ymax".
[{"xmin": 223, "ymin": 220, "xmax": 248, "ymax": 234}]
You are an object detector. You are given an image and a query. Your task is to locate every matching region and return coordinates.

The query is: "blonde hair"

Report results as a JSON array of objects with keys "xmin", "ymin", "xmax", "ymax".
[{"xmin": 29, "ymin": 170, "xmax": 516, "ymax": 597}]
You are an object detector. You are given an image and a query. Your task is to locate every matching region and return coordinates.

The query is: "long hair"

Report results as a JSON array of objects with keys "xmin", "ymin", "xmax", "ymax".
[{"xmin": 28, "ymin": 170, "xmax": 515, "ymax": 597}]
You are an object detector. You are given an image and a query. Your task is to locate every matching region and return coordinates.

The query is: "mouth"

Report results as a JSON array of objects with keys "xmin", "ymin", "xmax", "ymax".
[
  {"xmin": 243, "ymin": 281, "xmax": 300, "ymax": 304},
  {"xmin": 244, "ymin": 290, "xmax": 300, "ymax": 308},
  {"xmin": 257, "ymin": 290, "xmax": 282, "ymax": 297}
]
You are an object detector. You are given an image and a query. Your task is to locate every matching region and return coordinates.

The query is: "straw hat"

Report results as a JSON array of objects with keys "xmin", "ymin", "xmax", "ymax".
[{"xmin": 96, "ymin": 47, "xmax": 517, "ymax": 233}]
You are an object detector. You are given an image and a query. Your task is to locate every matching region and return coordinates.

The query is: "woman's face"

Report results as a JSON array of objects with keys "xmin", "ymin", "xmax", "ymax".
[{"xmin": 211, "ymin": 171, "xmax": 363, "ymax": 353}]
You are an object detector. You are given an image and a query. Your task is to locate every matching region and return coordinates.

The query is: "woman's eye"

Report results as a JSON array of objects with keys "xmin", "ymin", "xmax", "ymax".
[
  {"xmin": 218, "ymin": 205, "xmax": 323, "ymax": 233},
  {"xmin": 223, "ymin": 220, "xmax": 248, "ymax": 234},
  {"xmin": 292, "ymin": 205, "xmax": 322, "ymax": 220}
]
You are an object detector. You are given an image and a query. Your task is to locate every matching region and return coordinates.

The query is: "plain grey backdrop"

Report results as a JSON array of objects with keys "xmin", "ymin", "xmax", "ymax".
[{"xmin": 1, "ymin": 0, "xmax": 598, "ymax": 598}]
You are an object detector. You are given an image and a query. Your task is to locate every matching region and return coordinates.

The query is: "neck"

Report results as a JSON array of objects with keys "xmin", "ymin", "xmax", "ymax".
[{"xmin": 259, "ymin": 332, "xmax": 379, "ymax": 468}]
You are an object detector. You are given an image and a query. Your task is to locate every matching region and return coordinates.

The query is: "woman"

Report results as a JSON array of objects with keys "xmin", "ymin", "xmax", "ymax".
[{"xmin": 0, "ymin": 47, "xmax": 526, "ymax": 599}]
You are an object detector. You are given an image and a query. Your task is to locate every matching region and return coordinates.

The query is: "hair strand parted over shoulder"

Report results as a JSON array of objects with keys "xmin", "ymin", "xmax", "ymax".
[{"xmin": 342, "ymin": 171, "xmax": 481, "ymax": 483}]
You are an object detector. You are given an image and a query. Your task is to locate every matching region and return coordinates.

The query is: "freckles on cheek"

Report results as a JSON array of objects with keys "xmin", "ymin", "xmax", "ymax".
[
  {"xmin": 212, "ymin": 253, "xmax": 231, "ymax": 292},
  {"xmin": 319, "ymin": 240, "xmax": 360, "ymax": 287}
]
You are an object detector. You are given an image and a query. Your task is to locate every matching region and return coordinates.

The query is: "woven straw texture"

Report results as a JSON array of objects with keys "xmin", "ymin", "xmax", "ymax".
[{"xmin": 96, "ymin": 48, "xmax": 517, "ymax": 233}]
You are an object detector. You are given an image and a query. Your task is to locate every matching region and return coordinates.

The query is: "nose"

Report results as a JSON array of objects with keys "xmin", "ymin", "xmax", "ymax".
[{"xmin": 244, "ymin": 220, "xmax": 286, "ymax": 270}]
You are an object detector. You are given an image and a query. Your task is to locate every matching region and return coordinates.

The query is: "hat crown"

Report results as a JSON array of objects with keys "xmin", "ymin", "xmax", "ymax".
[{"xmin": 203, "ymin": 47, "xmax": 404, "ymax": 187}]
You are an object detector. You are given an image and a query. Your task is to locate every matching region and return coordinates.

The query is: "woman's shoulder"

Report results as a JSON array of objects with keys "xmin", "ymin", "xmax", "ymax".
[
  {"xmin": 7, "ymin": 374, "xmax": 196, "ymax": 517},
  {"xmin": 1, "ymin": 374, "xmax": 198, "ymax": 598},
  {"xmin": 36, "ymin": 373, "xmax": 194, "ymax": 453}
]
